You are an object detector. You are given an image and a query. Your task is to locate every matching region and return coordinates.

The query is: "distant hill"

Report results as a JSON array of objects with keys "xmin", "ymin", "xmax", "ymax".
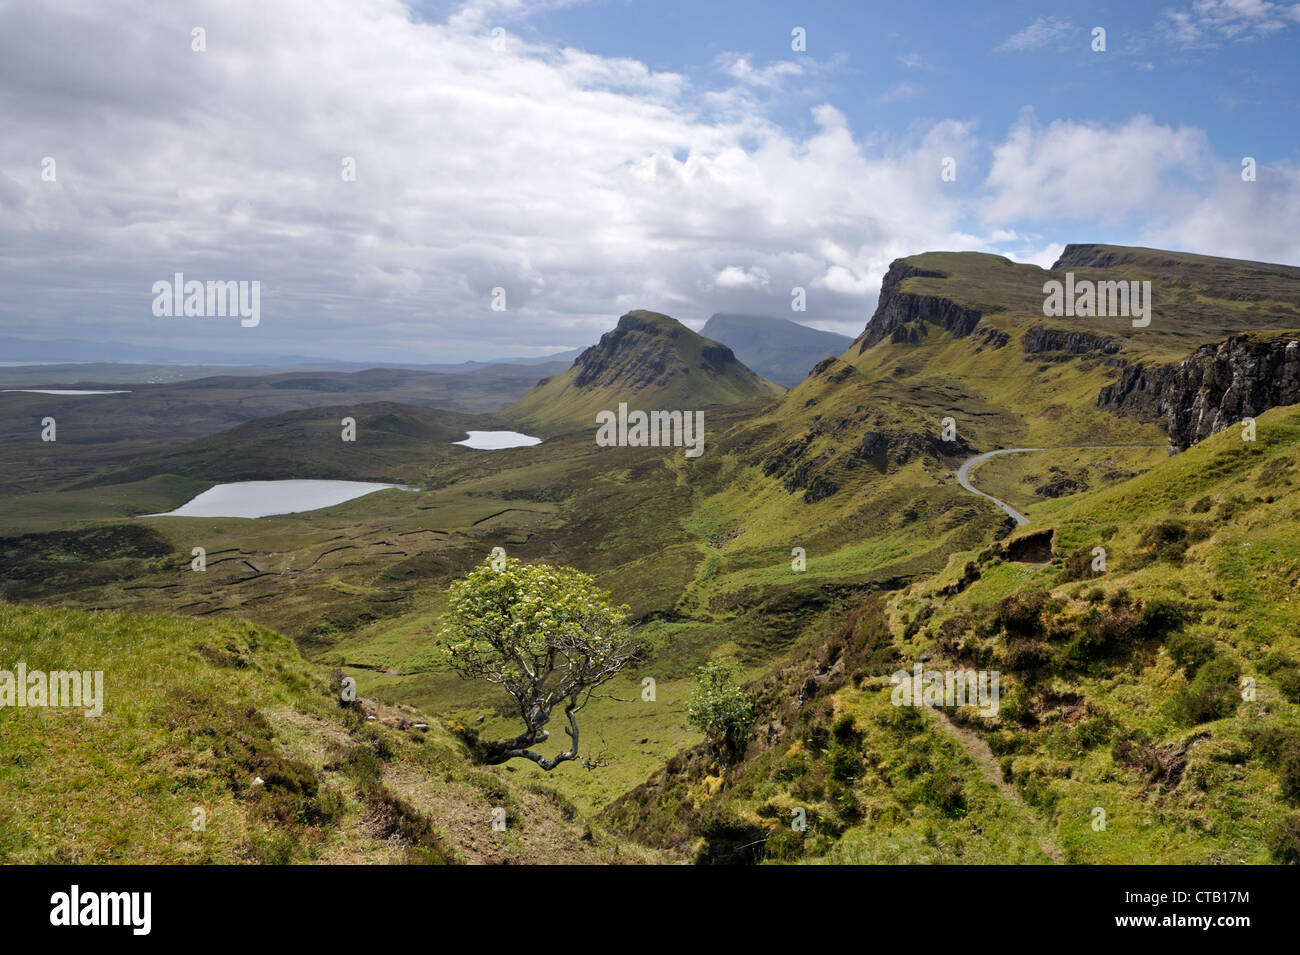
[
  {"xmin": 0, "ymin": 334, "xmax": 584, "ymax": 370},
  {"xmin": 507, "ymin": 309, "xmax": 784, "ymax": 431},
  {"xmin": 0, "ymin": 357, "xmax": 575, "ymax": 388},
  {"xmin": 699, "ymin": 313, "xmax": 854, "ymax": 386}
]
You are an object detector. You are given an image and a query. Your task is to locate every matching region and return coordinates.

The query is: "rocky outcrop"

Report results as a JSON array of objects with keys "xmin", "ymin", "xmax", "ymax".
[
  {"xmin": 1051, "ymin": 244, "xmax": 1180, "ymax": 271},
  {"xmin": 851, "ymin": 428, "xmax": 970, "ymax": 471},
  {"xmin": 1023, "ymin": 325, "xmax": 1120, "ymax": 356},
  {"xmin": 761, "ymin": 434, "xmax": 839, "ymax": 503},
  {"xmin": 806, "ymin": 356, "xmax": 858, "ymax": 386},
  {"xmin": 975, "ymin": 326, "xmax": 1011, "ymax": 350},
  {"xmin": 857, "ymin": 261, "xmax": 981, "ymax": 353},
  {"xmin": 1098, "ymin": 335, "xmax": 1300, "ymax": 449},
  {"xmin": 572, "ymin": 313, "xmax": 684, "ymax": 389}
]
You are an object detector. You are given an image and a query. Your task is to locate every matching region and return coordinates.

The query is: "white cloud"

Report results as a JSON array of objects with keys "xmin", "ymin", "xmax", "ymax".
[
  {"xmin": 715, "ymin": 265, "xmax": 771, "ymax": 289},
  {"xmin": 879, "ymin": 81, "xmax": 921, "ymax": 103},
  {"xmin": 1147, "ymin": 159, "xmax": 1300, "ymax": 264},
  {"xmin": 719, "ymin": 54, "xmax": 804, "ymax": 88},
  {"xmin": 1161, "ymin": 0, "xmax": 1300, "ymax": 47},
  {"xmin": 0, "ymin": 0, "xmax": 1296, "ymax": 362},
  {"xmin": 994, "ymin": 16, "xmax": 1077, "ymax": 53},
  {"xmin": 981, "ymin": 111, "xmax": 1216, "ymax": 226}
]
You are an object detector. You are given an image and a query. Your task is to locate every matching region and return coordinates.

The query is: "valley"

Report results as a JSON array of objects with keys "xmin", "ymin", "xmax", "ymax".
[{"xmin": 4, "ymin": 244, "xmax": 1300, "ymax": 864}]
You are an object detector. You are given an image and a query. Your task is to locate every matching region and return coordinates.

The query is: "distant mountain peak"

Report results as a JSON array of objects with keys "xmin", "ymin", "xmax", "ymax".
[
  {"xmin": 508, "ymin": 309, "xmax": 782, "ymax": 431},
  {"xmin": 699, "ymin": 313, "xmax": 853, "ymax": 387},
  {"xmin": 616, "ymin": 309, "xmax": 679, "ymax": 330}
]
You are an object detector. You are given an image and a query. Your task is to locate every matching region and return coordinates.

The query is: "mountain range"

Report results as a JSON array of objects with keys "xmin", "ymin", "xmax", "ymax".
[{"xmin": 4, "ymin": 243, "xmax": 1300, "ymax": 866}]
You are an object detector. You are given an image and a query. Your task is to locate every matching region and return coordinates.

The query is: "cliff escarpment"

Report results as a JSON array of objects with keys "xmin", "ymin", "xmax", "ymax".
[
  {"xmin": 1022, "ymin": 325, "xmax": 1121, "ymax": 357},
  {"xmin": 1098, "ymin": 335, "xmax": 1300, "ymax": 448},
  {"xmin": 857, "ymin": 261, "xmax": 982, "ymax": 352}
]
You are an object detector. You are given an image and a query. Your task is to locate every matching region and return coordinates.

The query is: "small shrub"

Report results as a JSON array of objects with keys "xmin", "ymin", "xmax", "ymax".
[
  {"xmin": 925, "ymin": 773, "xmax": 967, "ymax": 818},
  {"xmin": 1136, "ymin": 597, "xmax": 1188, "ymax": 639},
  {"xmin": 687, "ymin": 660, "xmax": 756, "ymax": 764},
  {"xmin": 831, "ymin": 712, "xmax": 861, "ymax": 745},
  {"xmin": 364, "ymin": 783, "xmax": 452, "ymax": 864},
  {"xmin": 1058, "ymin": 547, "xmax": 1103, "ymax": 583},
  {"xmin": 1260, "ymin": 650, "xmax": 1296, "ymax": 675},
  {"xmin": 1167, "ymin": 631, "xmax": 1216, "ymax": 674},
  {"xmin": 826, "ymin": 745, "xmax": 861, "ymax": 784},
  {"xmin": 1256, "ymin": 457, "xmax": 1294, "ymax": 490},
  {"xmin": 998, "ymin": 590, "xmax": 1057, "ymax": 639},
  {"xmin": 1269, "ymin": 815, "xmax": 1300, "ymax": 864},
  {"xmin": 764, "ymin": 826, "xmax": 804, "ymax": 861},
  {"xmin": 1170, "ymin": 656, "xmax": 1241, "ymax": 725},
  {"xmin": 1260, "ymin": 652, "xmax": 1300, "ymax": 703},
  {"xmin": 1073, "ymin": 713, "xmax": 1115, "ymax": 749},
  {"xmin": 1274, "ymin": 669, "xmax": 1300, "ymax": 704}
]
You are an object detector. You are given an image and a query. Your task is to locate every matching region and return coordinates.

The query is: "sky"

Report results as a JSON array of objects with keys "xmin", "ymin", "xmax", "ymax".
[{"xmin": 1, "ymin": 0, "xmax": 1298, "ymax": 363}]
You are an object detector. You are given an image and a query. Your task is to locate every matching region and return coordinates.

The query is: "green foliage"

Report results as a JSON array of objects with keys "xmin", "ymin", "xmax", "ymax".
[
  {"xmin": 997, "ymin": 590, "xmax": 1057, "ymax": 639},
  {"xmin": 1275, "ymin": 669, "xmax": 1300, "ymax": 705},
  {"xmin": 439, "ymin": 556, "xmax": 632, "ymax": 683},
  {"xmin": 1250, "ymin": 728, "xmax": 1300, "ymax": 803},
  {"xmin": 826, "ymin": 745, "xmax": 861, "ymax": 783},
  {"xmin": 831, "ymin": 713, "xmax": 861, "ymax": 745},
  {"xmin": 1269, "ymin": 815, "xmax": 1300, "ymax": 864},
  {"xmin": 1260, "ymin": 651, "xmax": 1300, "ymax": 704},
  {"xmin": 437, "ymin": 556, "xmax": 638, "ymax": 768},
  {"xmin": 361, "ymin": 783, "xmax": 453, "ymax": 864},
  {"xmin": 687, "ymin": 660, "xmax": 756, "ymax": 763},
  {"xmin": 763, "ymin": 825, "xmax": 805, "ymax": 861},
  {"xmin": 1171, "ymin": 656, "xmax": 1242, "ymax": 725},
  {"xmin": 1167, "ymin": 631, "xmax": 1216, "ymax": 674},
  {"xmin": 693, "ymin": 807, "xmax": 768, "ymax": 865}
]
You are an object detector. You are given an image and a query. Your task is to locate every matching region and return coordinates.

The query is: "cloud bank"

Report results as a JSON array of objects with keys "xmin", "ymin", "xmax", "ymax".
[{"xmin": 0, "ymin": 0, "xmax": 1297, "ymax": 360}]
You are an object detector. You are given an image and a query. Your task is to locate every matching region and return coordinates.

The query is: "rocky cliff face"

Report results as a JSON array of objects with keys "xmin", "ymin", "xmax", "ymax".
[
  {"xmin": 857, "ymin": 261, "xmax": 982, "ymax": 352},
  {"xmin": 1098, "ymin": 335, "xmax": 1300, "ymax": 448},
  {"xmin": 1022, "ymin": 326, "xmax": 1121, "ymax": 356}
]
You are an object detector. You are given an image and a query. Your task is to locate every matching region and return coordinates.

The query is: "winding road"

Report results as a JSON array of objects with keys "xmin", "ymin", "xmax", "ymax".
[{"xmin": 954, "ymin": 444, "xmax": 1169, "ymax": 526}]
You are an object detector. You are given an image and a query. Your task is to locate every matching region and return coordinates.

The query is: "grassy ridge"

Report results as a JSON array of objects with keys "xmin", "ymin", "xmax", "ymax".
[
  {"xmin": 0, "ymin": 601, "xmax": 667, "ymax": 863},
  {"xmin": 613, "ymin": 404, "xmax": 1300, "ymax": 863}
]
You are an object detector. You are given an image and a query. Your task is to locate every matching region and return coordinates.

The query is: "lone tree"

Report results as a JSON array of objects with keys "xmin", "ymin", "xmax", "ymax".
[
  {"xmin": 687, "ymin": 660, "xmax": 755, "ymax": 766},
  {"xmin": 438, "ymin": 556, "xmax": 639, "ymax": 770}
]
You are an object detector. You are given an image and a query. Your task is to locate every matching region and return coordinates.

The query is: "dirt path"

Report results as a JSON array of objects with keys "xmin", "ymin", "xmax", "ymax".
[{"xmin": 903, "ymin": 674, "xmax": 1066, "ymax": 863}]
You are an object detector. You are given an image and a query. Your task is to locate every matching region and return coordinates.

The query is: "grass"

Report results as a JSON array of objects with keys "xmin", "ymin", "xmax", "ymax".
[
  {"xmin": 867, "ymin": 403, "xmax": 1300, "ymax": 863},
  {"xmin": 0, "ymin": 601, "xmax": 671, "ymax": 864},
  {"xmin": 4, "ymin": 243, "xmax": 1300, "ymax": 863}
]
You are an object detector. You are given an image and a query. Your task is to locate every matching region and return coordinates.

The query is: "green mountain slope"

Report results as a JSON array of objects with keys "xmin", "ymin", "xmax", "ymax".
[
  {"xmin": 508, "ymin": 310, "xmax": 784, "ymax": 433},
  {"xmin": 604, "ymin": 403, "xmax": 1300, "ymax": 864}
]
